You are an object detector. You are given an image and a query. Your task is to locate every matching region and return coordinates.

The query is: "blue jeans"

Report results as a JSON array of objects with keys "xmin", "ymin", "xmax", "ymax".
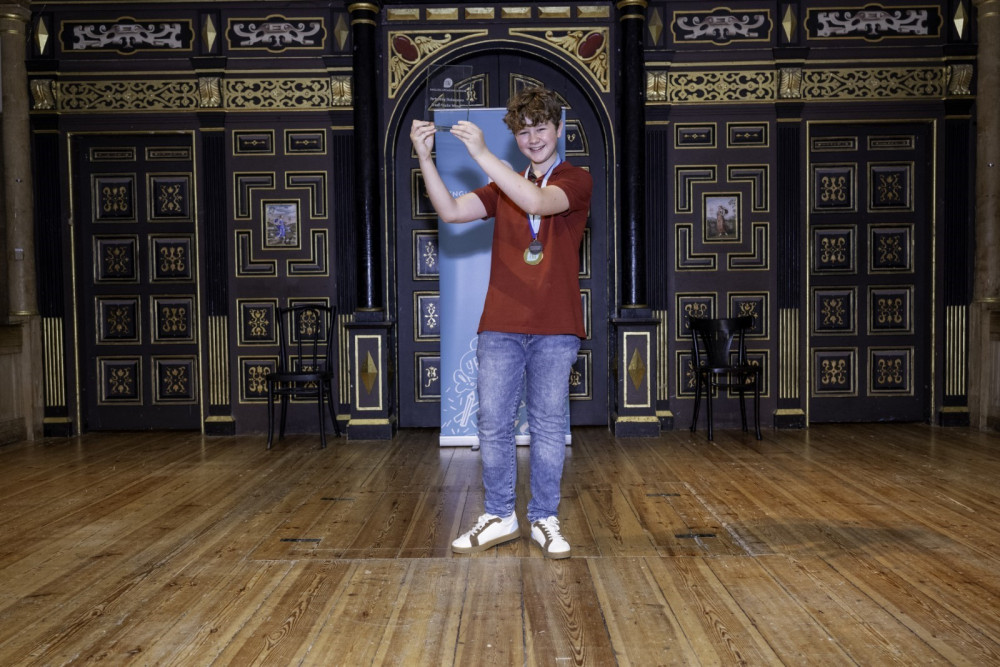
[{"xmin": 476, "ymin": 331, "xmax": 581, "ymax": 522}]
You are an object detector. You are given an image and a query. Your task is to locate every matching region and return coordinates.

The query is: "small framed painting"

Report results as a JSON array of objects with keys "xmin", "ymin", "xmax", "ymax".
[{"xmin": 264, "ymin": 201, "xmax": 299, "ymax": 248}]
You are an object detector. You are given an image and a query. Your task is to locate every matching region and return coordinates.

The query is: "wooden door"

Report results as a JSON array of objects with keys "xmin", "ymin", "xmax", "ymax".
[
  {"xmin": 74, "ymin": 134, "xmax": 201, "ymax": 430},
  {"xmin": 808, "ymin": 123, "xmax": 931, "ymax": 422},
  {"xmin": 395, "ymin": 54, "xmax": 610, "ymax": 427}
]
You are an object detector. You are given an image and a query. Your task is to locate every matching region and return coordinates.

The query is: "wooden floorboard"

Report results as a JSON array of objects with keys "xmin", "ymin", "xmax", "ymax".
[{"xmin": 1, "ymin": 424, "xmax": 1000, "ymax": 665}]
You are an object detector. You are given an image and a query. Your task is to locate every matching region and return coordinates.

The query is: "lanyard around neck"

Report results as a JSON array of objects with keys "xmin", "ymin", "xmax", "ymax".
[{"xmin": 523, "ymin": 158, "xmax": 561, "ymax": 237}]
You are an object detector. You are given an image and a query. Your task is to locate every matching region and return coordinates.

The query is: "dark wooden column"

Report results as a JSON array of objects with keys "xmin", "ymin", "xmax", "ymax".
[
  {"xmin": 346, "ymin": 2, "xmax": 395, "ymax": 439},
  {"xmin": 612, "ymin": 0, "xmax": 659, "ymax": 437},
  {"xmin": 970, "ymin": 0, "xmax": 1000, "ymax": 430}
]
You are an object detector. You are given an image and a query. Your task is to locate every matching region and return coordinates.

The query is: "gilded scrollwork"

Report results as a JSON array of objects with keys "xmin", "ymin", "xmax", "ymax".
[
  {"xmin": 198, "ymin": 76, "xmax": 222, "ymax": 108},
  {"xmin": 31, "ymin": 79, "xmax": 56, "ymax": 110},
  {"xmin": 510, "ymin": 28, "xmax": 610, "ymax": 92}
]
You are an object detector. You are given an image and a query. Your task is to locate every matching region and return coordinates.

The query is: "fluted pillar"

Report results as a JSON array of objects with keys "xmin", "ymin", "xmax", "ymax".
[
  {"xmin": 1, "ymin": 2, "xmax": 34, "ymax": 319},
  {"xmin": 970, "ymin": 0, "xmax": 1000, "ymax": 430},
  {"xmin": 0, "ymin": 1, "xmax": 42, "ymax": 441}
]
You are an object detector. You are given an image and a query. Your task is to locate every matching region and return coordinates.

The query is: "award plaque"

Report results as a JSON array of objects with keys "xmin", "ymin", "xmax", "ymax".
[{"xmin": 425, "ymin": 64, "xmax": 473, "ymax": 131}]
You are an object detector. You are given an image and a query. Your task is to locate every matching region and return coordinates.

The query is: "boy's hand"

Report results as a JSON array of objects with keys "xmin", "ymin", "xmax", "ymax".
[
  {"xmin": 410, "ymin": 119, "xmax": 435, "ymax": 159},
  {"xmin": 450, "ymin": 121, "xmax": 487, "ymax": 160}
]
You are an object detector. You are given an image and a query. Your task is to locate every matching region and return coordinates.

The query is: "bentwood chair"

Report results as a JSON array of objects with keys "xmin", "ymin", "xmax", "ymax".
[
  {"xmin": 688, "ymin": 316, "xmax": 762, "ymax": 441},
  {"xmin": 266, "ymin": 304, "xmax": 341, "ymax": 449}
]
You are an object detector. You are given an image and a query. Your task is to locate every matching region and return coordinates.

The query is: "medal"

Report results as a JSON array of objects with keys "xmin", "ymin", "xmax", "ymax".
[{"xmin": 523, "ymin": 157, "xmax": 561, "ymax": 267}]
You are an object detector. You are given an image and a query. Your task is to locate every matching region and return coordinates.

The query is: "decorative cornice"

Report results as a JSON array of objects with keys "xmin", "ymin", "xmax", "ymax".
[
  {"xmin": 30, "ymin": 76, "xmax": 354, "ymax": 112},
  {"xmin": 647, "ymin": 65, "xmax": 960, "ymax": 103}
]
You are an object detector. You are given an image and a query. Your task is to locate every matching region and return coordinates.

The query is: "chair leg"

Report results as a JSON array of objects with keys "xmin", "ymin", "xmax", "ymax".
[
  {"xmin": 279, "ymin": 394, "xmax": 289, "ymax": 440},
  {"xmin": 326, "ymin": 380, "xmax": 341, "ymax": 437},
  {"xmin": 266, "ymin": 384, "xmax": 275, "ymax": 450},
  {"xmin": 317, "ymin": 386, "xmax": 327, "ymax": 449},
  {"xmin": 705, "ymin": 379, "xmax": 714, "ymax": 441},
  {"xmin": 753, "ymin": 375, "xmax": 762, "ymax": 440},
  {"xmin": 738, "ymin": 375, "xmax": 749, "ymax": 433},
  {"xmin": 690, "ymin": 372, "xmax": 702, "ymax": 433}
]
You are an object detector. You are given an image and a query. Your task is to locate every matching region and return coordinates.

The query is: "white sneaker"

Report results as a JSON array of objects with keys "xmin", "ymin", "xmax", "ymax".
[
  {"xmin": 452, "ymin": 513, "xmax": 520, "ymax": 553},
  {"xmin": 531, "ymin": 516, "xmax": 571, "ymax": 559}
]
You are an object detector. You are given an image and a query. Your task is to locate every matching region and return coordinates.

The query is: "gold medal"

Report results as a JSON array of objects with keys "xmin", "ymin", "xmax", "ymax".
[{"xmin": 524, "ymin": 248, "xmax": 544, "ymax": 265}]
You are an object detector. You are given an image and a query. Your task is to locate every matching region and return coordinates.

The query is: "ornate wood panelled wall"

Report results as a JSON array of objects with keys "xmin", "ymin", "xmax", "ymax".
[
  {"xmin": 22, "ymin": 0, "xmax": 979, "ymax": 437},
  {"xmin": 643, "ymin": 0, "xmax": 977, "ymax": 429},
  {"xmin": 28, "ymin": 1, "xmax": 356, "ymax": 435}
]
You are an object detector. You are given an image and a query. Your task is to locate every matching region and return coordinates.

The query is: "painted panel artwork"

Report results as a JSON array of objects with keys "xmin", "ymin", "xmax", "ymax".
[
  {"xmin": 704, "ymin": 194, "xmax": 740, "ymax": 241},
  {"xmin": 264, "ymin": 201, "xmax": 299, "ymax": 248}
]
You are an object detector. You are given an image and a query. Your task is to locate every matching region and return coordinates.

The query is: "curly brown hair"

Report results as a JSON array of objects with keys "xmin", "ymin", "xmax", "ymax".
[{"xmin": 503, "ymin": 86, "xmax": 563, "ymax": 134}]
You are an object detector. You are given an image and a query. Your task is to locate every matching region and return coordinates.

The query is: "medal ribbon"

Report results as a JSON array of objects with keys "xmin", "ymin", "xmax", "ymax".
[{"xmin": 524, "ymin": 157, "xmax": 561, "ymax": 241}]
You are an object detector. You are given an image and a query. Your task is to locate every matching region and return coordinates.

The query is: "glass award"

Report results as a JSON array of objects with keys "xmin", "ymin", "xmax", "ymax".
[{"xmin": 425, "ymin": 64, "xmax": 473, "ymax": 131}]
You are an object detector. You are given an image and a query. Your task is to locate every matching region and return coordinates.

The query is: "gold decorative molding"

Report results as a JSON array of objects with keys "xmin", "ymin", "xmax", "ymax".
[
  {"xmin": 501, "ymin": 7, "xmax": 532, "ymax": 19},
  {"xmin": 509, "ymin": 27, "xmax": 610, "ymax": 92},
  {"xmin": 953, "ymin": 1, "xmax": 968, "ymax": 38},
  {"xmin": 646, "ymin": 70, "xmax": 667, "ymax": 101},
  {"xmin": 780, "ymin": 67, "xmax": 803, "ymax": 99},
  {"xmin": 30, "ymin": 79, "xmax": 56, "ymax": 110},
  {"xmin": 947, "ymin": 64, "xmax": 973, "ymax": 96},
  {"xmin": 800, "ymin": 66, "xmax": 946, "ymax": 100},
  {"xmin": 202, "ymin": 14, "xmax": 217, "ymax": 52},
  {"xmin": 198, "ymin": 76, "xmax": 222, "ymax": 108},
  {"xmin": 782, "ymin": 5, "xmax": 797, "ymax": 42},
  {"xmin": 387, "ymin": 30, "xmax": 487, "ymax": 98},
  {"xmin": 331, "ymin": 75, "xmax": 353, "ymax": 106},
  {"xmin": 34, "ymin": 14, "xmax": 48, "ymax": 54},
  {"xmin": 647, "ymin": 66, "xmax": 954, "ymax": 104},
  {"xmin": 647, "ymin": 7, "xmax": 663, "ymax": 44}
]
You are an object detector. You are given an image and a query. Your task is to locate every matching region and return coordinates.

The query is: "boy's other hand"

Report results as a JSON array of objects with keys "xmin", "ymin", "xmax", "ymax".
[
  {"xmin": 450, "ymin": 121, "xmax": 487, "ymax": 159},
  {"xmin": 410, "ymin": 119, "xmax": 436, "ymax": 159}
]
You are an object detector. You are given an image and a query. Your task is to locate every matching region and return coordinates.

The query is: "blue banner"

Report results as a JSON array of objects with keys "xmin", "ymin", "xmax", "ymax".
[{"xmin": 435, "ymin": 108, "xmax": 569, "ymax": 447}]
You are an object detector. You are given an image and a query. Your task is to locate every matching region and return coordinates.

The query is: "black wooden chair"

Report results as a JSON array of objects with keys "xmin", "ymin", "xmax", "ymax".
[
  {"xmin": 688, "ymin": 316, "xmax": 762, "ymax": 441},
  {"xmin": 266, "ymin": 304, "xmax": 341, "ymax": 449}
]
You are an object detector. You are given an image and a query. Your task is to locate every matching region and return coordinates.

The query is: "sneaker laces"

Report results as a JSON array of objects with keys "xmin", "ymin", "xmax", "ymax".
[{"xmin": 535, "ymin": 516, "xmax": 562, "ymax": 539}]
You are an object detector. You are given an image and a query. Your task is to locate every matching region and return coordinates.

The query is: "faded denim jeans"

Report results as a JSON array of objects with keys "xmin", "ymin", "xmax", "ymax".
[{"xmin": 476, "ymin": 331, "xmax": 581, "ymax": 522}]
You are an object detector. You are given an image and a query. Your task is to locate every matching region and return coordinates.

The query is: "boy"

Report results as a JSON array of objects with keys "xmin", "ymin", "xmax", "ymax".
[{"xmin": 410, "ymin": 86, "xmax": 592, "ymax": 559}]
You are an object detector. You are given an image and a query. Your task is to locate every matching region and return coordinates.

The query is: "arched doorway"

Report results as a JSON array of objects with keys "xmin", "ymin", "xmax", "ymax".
[{"xmin": 388, "ymin": 51, "xmax": 613, "ymax": 428}]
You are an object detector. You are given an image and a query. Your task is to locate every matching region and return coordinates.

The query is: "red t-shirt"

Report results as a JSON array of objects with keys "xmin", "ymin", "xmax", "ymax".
[{"xmin": 473, "ymin": 162, "xmax": 593, "ymax": 337}]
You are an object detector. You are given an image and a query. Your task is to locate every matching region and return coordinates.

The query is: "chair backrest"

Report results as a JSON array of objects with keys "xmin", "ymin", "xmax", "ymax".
[
  {"xmin": 688, "ymin": 316, "xmax": 754, "ymax": 369},
  {"xmin": 276, "ymin": 304, "xmax": 337, "ymax": 374}
]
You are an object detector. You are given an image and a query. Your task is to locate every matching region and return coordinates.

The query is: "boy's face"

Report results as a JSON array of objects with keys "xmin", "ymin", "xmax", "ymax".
[{"xmin": 514, "ymin": 118, "xmax": 562, "ymax": 167}]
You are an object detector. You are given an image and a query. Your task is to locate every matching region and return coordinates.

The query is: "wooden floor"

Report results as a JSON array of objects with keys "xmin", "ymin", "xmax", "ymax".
[{"xmin": 2, "ymin": 424, "xmax": 1000, "ymax": 665}]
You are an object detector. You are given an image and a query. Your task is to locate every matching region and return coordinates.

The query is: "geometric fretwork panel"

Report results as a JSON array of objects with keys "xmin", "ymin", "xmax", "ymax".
[
  {"xmin": 239, "ymin": 357, "xmax": 277, "ymax": 403},
  {"xmin": 811, "ymin": 164, "xmax": 856, "ymax": 212},
  {"xmin": 97, "ymin": 297, "xmax": 140, "ymax": 343},
  {"xmin": 93, "ymin": 175, "xmax": 136, "ymax": 222},
  {"xmin": 813, "ymin": 288, "xmax": 856, "ymax": 334},
  {"xmin": 95, "ymin": 237, "xmax": 139, "ymax": 282},
  {"xmin": 869, "ymin": 225, "xmax": 912, "ymax": 272},
  {"xmin": 238, "ymin": 299, "xmax": 278, "ymax": 345},
  {"xmin": 152, "ymin": 296, "xmax": 196, "ymax": 343},
  {"xmin": 869, "ymin": 348, "xmax": 913, "ymax": 395},
  {"xmin": 869, "ymin": 287, "xmax": 912, "ymax": 334},
  {"xmin": 729, "ymin": 293, "xmax": 767, "ymax": 337},
  {"xmin": 150, "ymin": 236, "xmax": 194, "ymax": 281},
  {"xmin": 868, "ymin": 163, "xmax": 912, "ymax": 211},
  {"xmin": 148, "ymin": 174, "xmax": 192, "ymax": 221},
  {"xmin": 414, "ymin": 292, "xmax": 440, "ymax": 341},
  {"xmin": 812, "ymin": 348, "xmax": 856, "ymax": 396},
  {"xmin": 154, "ymin": 357, "xmax": 197, "ymax": 403},
  {"xmin": 98, "ymin": 357, "xmax": 141, "ymax": 403},
  {"xmin": 415, "ymin": 354, "xmax": 441, "ymax": 402},
  {"xmin": 812, "ymin": 227, "xmax": 855, "ymax": 273}
]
